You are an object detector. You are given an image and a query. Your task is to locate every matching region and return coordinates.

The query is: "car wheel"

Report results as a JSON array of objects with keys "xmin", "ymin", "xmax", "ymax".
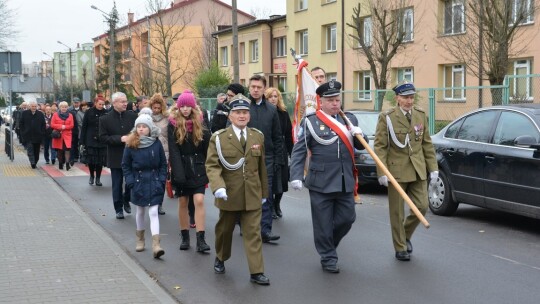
[{"xmin": 428, "ymin": 170, "xmax": 458, "ymax": 216}]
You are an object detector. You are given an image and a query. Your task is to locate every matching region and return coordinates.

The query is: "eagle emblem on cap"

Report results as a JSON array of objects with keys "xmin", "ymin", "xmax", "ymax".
[{"xmin": 329, "ymin": 80, "xmax": 335, "ymax": 89}]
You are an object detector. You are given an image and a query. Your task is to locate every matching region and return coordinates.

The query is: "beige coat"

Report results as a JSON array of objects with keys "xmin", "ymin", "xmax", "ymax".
[{"xmin": 206, "ymin": 126, "xmax": 268, "ymax": 211}]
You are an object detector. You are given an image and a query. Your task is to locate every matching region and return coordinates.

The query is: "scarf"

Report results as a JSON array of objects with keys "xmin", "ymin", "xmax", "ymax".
[
  {"xmin": 58, "ymin": 111, "xmax": 70, "ymax": 120},
  {"xmin": 138, "ymin": 123, "xmax": 161, "ymax": 149},
  {"xmin": 185, "ymin": 119, "xmax": 193, "ymax": 133},
  {"xmin": 152, "ymin": 113, "xmax": 164, "ymax": 123}
]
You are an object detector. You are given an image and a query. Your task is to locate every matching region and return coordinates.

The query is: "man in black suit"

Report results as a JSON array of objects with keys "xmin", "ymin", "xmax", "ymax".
[
  {"xmin": 19, "ymin": 100, "xmax": 46, "ymax": 168},
  {"xmin": 99, "ymin": 92, "xmax": 137, "ymax": 219}
]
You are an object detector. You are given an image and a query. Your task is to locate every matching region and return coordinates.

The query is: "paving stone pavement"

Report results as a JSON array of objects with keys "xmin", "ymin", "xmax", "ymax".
[{"xmin": 0, "ymin": 128, "xmax": 177, "ymax": 304}]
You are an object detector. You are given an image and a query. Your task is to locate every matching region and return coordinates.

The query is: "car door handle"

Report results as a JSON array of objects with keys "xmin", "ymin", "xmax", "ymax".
[{"xmin": 485, "ymin": 155, "xmax": 495, "ymax": 161}]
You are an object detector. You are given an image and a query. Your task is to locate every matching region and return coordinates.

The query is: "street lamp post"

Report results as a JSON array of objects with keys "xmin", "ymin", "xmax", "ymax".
[
  {"xmin": 57, "ymin": 41, "xmax": 74, "ymax": 103},
  {"xmin": 43, "ymin": 52, "xmax": 55, "ymax": 102},
  {"xmin": 91, "ymin": 4, "xmax": 118, "ymax": 96}
]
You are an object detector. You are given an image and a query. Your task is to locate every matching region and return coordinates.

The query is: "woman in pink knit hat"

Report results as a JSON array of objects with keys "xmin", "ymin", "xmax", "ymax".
[{"xmin": 168, "ymin": 90, "xmax": 211, "ymax": 252}]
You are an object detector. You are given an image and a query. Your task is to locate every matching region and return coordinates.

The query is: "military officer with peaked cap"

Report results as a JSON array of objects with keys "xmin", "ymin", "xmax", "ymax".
[
  {"xmin": 374, "ymin": 82, "xmax": 438, "ymax": 261},
  {"xmin": 205, "ymin": 94, "xmax": 270, "ymax": 285},
  {"xmin": 290, "ymin": 80, "xmax": 368, "ymax": 273}
]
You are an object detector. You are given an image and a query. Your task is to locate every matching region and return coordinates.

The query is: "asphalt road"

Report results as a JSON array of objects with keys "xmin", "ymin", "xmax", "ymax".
[{"xmin": 54, "ymin": 175, "xmax": 540, "ymax": 304}]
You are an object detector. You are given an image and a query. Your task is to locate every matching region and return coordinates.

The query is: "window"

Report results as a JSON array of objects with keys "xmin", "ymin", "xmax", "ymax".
[
  {"xmin": 275, "ymin": 37, "xmax": 287, "ymax": 57},
  {"xmin": 298, "ymin": 30, "xmax": 308, "ymax": 55},
  {"xmin": 397, "ymin": 8, "xmax": 414, "ymax": 42},
  {"xmin": 220, "ymin": 46, "xmax": 228, "ymax": 66},
  {"xmin": 510, "ymin": 0, "xmax": 534, "ymax": 25},
  {"xmin": 493, "ymin": 111, "xmax": 540, "ymax": 146},
  {"xmin": 456, "ymin": 110, "xmax": 498, "ymax": 143},
  {"xmin": 443, "ymin": 64, "xmax": 465, "ymax": 100},
  {"xmin": 325, "ymin": 24, "xmax": 337, "ymax": 52},
  {"xmin": 397, "ymin": 68, "xmax": 414, "ymax": 83},
  {"xmin": 297, "ymin": 0, "xmax": 307, "ymax": 11},
  {"xmin": 443, "ymin": 0, "xmax": 465, "ymax": 35},
  {"xmin": 326, "ymin": 73, "xmax": 337, "ymax": 81},
  {"xmin": 360, "ymin": 17, "xmax": 372, "ymax": 47},
  {"xmin": 357, "ymin": 71, "xmax": 372, "ymax": 100},
  {"xmin": 250, "ymin": 40, "xmax": 259, "ymax": 62},
  {"xmin": 278, "ymin": 77, "xmax": 287, "ymax": 91},
  {"xmin": 239, "ymin": 42, "xmax": 245, "ymax": 64},
  {"xmin": 510, "ymin": 59, "xmax": 532, "ymax": 100}
]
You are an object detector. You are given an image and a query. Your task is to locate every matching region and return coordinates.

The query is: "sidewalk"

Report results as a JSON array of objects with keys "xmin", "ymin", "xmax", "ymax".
[{"xmin": 0, "ymin": 128, "xmax": 177, "ymax": 303}]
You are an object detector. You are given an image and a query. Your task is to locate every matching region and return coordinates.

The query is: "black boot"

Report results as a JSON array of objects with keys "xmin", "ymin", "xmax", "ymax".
[
  {"xmin": 274, "ymin": 194, "xmax": 283, "ymax": 218},
  {"xmin": 179, "ymin": 229, "xmax": 190, "ymax": 250},
  {"xmin": 95, "ymin": 177, "xmax": 102, "ymax": 186},
  {"xmin": 89, "ymin": 176, "xmax": 94, "ymax": 185},
  {"xmin": 196, "ymin": 231, "xmax": 211, "ymax": 252}
]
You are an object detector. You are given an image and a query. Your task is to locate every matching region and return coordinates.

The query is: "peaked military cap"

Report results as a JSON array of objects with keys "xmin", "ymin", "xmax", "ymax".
[
  {"xmin": 316, "ymin": 80, "xmax": 342, "ymax": 97},
  {"xmin": 393, "ymin": 82, "xmax": 416, "ymax": 96},
  {"xmin": 229, "ymin": 94, "xmax": 251, "ymax": 111}
]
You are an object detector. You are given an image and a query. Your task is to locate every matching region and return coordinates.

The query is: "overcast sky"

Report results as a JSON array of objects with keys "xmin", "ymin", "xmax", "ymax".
[{"xmin": 9, "ymin": 0, "xmax": 286, "ymax": 64}]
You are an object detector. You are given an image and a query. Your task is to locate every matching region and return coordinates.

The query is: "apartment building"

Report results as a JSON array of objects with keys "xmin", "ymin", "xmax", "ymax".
[
  {"xmin": 53, "ymin": 43, "xmax": 94, "ymax": 89},
  {"xmin": 92, "ymin": 0, "xmax": 255, "ymax": 97}
]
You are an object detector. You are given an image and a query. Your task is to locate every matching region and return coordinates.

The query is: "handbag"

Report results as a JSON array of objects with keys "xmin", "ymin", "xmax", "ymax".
[
  {"xmin": 166, "ymin": 161, "xmax": 174, "ymax": 198},
  {"xmin": 51, "ymin": 130, "xmax": 61, "ymax": 138}
]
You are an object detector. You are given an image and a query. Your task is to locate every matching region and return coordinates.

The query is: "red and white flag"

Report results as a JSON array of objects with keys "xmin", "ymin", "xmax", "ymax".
[{"xmin": 293, "ymin": 59, "xmax": 319, "ymax": 142}]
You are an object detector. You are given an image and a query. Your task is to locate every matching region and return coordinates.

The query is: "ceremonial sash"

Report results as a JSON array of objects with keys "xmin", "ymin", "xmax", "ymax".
[{"xmin": 315, "ymin": 111, "xmax": 360, "ymax": 200}]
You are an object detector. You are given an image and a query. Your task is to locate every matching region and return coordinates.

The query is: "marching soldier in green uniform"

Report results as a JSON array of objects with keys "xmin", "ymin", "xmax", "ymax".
[
  {"xmin": 205, "ymin": 94, "xmax": 270, "ymax": 285},
  {"xmin": 374, "ymin": 82, "xmax": 438, "ymax": 261}
]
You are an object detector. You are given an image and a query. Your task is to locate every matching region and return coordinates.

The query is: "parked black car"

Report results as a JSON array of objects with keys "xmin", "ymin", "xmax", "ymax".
[
  {"xmin": 350, "ymin": 110, "xmax": 380, "ymax": 187},
  {"xmin": 428, "ymin": 104, "xmax": 540, "ymax": 219}
]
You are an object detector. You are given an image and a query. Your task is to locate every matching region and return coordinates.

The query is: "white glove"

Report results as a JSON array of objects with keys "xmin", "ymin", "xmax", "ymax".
[
  {"xmin": 262, "ymin": 198, "xmax": 266, "ymax": 204},
  {"xmin": 430, "ymin": 171, "xmax": 439, "ymax": 181},
  {"xmin": 350, "ymin": 126, "xmax": 363, "ymax": 136},
  {"xmin": 291, "ymin": 180, "xmax": 303, "ymax": 190},
  {"xmin": 215, "ymin": 188, "xmax": 228, "ymax": 201},
  {"xmin": 378, "ymin": 176, "xmax": 388, "ymax": 187}
]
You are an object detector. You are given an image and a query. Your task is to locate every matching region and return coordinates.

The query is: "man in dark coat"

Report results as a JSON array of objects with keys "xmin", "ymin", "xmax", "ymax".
[
  {"xmin": 19, "ymin": 100, "xmax": 46, "ymax": 168},
  {"xmin": 290, "ymin": 80, "xmax": 367, "ymax": 273},
  {"xmin": 69, "ymin": 97, "xmax": 81, "ymax": 164},
  {"xmin": 211, "ymin": 83, "xmax": 244, "ymax": 133},
  {"xmin": 99, "ymin": 92, "xmax": 137, "ymax": 219},
  {"xmin": 247, "ymin": 75, "xmax": 284, "ymax": 243}
]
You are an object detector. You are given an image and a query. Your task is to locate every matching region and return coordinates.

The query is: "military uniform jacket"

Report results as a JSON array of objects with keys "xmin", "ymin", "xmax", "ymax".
[
  {"xmin": 374, "ymin": 106, "xmax": 437, "ymax": 183},
  {"xmin": 290, "ymin": 112, "xmax": 366, "ymax": 193},
  {"xmin": 206, "ymin": 126, "xmax": 269, "ymax": 211}
]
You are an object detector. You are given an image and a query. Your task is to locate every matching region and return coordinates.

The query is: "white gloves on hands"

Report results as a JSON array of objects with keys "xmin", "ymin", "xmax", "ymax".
[
  {"xmin": 291, "ymin": 180, "xmax": 303, "ymax": 190},
  {"xmin": 262, "ymin": 198, "xmax": 266, "ymax": 204},
  {"xmin": 378, "ymin": 176, "xmax": 388, "ymax": 187},
  {"xmin": 215, "ymin": 188, "xmax": 228, "ymax": 201},
  {"xmin": 430, "ymin": 171, "xmax": 439, "ymax": 181},
  {"xmin": 350, "ymin": 126, "xmax": 363, "ymax": 136}
]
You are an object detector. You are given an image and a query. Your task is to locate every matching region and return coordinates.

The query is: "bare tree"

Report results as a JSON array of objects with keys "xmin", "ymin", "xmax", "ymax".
[
  {"xmin": 129, "ymin": 0, "xmax": 196, "ymax": 96},
  {"xmin": 347, "ymin": 0, "xmax": 419, "ymax": 109},
  {"xmin": 0, "ymin": 0, "xmax": 17, "ymax": 50},
  {"xmin": 438, "ymin": 0, "xmax": 538, "ymax": 103}
]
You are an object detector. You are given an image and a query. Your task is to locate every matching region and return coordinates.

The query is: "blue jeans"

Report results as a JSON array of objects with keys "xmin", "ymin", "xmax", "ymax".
[{"xmin": 43, "ymin": 137, "xmax": 56, "ymax": 162}]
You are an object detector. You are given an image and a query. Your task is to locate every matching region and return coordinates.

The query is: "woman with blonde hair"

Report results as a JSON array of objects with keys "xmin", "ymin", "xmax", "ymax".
[
  {"xmin": 122, "ymin": 108, "xmax": 167, "ymax": 258},
  {"xmin": 150, "ymin": 93, "xmax": 169, "ymax": 215},
  {"xmin": 51, "ymin": 101, "xmax": 75, "ymax": 170},
  {"xmin": 265, "ymin": 87, "xmax": 293, "ymax": 218},
  {"xmin": 168, "ymin": 90, "xmax": 211, "ymax": 252}
]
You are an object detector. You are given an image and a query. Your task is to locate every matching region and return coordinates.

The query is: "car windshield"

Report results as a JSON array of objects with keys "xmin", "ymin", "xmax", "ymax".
[{"xmin": 353, "ymin": 112, "xmax": 379, "ymax": 137}]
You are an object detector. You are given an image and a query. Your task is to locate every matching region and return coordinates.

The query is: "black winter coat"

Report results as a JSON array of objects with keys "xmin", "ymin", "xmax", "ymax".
[
  {"xmin": 80, "ymin": 107, "xmax": 107, "ymax": 148},
  {"xmin": 168, "ymin": 123, "xmax": 210, "ymax": 188},
  {"xmin": 247, "ymin": 97, "xmax": 284, "ymax": 165},
  {"xmin": 19, "ymin": 110, "xmax": 46, "ymax": 144},
  {"xmin": 210, "ymin": 103, "xmax": 229, "ymax": 133},
  {"xmin": 98, "ymin": 109, "xmax": 137, "ymax": 168}
]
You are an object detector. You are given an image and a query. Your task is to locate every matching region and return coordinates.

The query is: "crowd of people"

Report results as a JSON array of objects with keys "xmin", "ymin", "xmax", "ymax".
[{"xmin": 7, "ymin": 69, "xmax": 437, "ymax": 286}]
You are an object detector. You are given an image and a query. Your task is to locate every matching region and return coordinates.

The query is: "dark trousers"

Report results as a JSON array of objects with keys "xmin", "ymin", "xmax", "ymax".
[
  {"xmin": 26, "ymin": 142, "xmax": 41, "ymax": 165},
  {"xmin": 309, "ymin": 190, "xmax": 356, "ymax": 266},
  {"xmin": 70, "ymin": 135, "xmax": 79, "ymax": 162},
  {"xmin": 43, "ymin": 137, "xmax": 56, "ymax": 162},
  {"xmin": 110, "ymin": 168, "xmax": 130, "ymax": 213},
  {"xmin": 260, "ymin": 160, "xmax": 274, "ymax": 235}
]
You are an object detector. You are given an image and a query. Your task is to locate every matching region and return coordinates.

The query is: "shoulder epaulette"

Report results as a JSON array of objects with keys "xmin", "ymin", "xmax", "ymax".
[
  {"xmin": 213, "ymin": 129, "xmax": 227, "ymax": 136},
  {"xmin": 249, "ymin": 127, "xmax": 264, "ymax": 135},
  {"xmin": 306, "ymin": 112, "xmax": 316, "ymax": 117},
  {"xmin": 384, "ymin": 108, "xmax": 396, "ymax": 115},
  {"xmin": 413, "ymin": 106, "xmax": 425, "ymax": 113}
]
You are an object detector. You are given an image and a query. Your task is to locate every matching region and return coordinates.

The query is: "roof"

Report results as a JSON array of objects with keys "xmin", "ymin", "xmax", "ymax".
[
  {"xmin": 93, "ymin": 0, "xmax": 255, "ymax": 41},
  {"xmin": 211, "ymin": 14, "xmax": 287, "ymax": 36}
]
